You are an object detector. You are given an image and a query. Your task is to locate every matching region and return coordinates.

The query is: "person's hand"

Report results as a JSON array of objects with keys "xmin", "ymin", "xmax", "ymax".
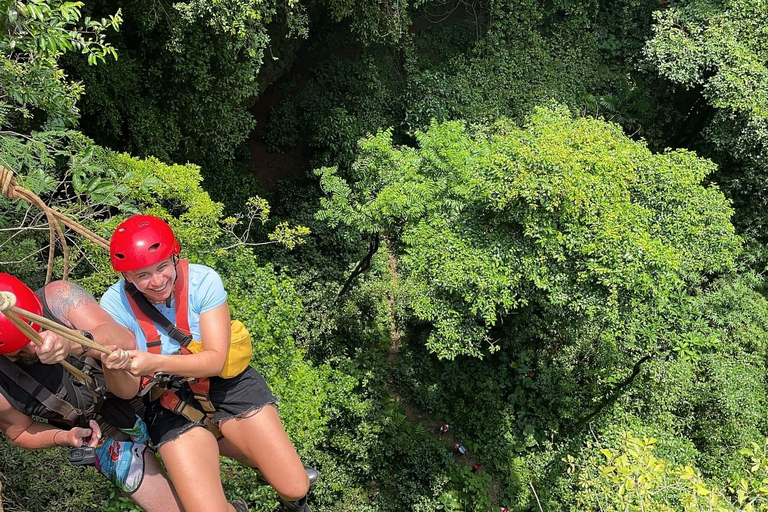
[
  {"xmin": 125, "ymin": 350, "xmax": 159, "ymax": 376},
  {"xmin": 62, "ymin": 420, "xmax": 102, "ymax": 448},
  {"xmin": 100, "ymin": 345, "xmax": 132, "ymax": 371},
  {"xmin": 36, "ymin": 331, "xmax": 75, "ymax": 364}
]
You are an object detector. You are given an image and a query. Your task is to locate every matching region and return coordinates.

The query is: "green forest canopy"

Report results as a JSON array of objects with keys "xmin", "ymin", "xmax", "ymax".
[{"xmin": 3, "ymin": 0, "xmax": 768, "ymax": 510}]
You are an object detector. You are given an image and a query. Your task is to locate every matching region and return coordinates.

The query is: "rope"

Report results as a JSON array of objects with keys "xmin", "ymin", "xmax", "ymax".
[
  {"xmin": 0, "ymin": 165, "xmax": 110, "ymax": 283},
  {"xmin": 0, "ymin": 291, "xmax": 112, "ymax": 354},
  {"xmin": 0, "ymin": 291, "xmax": 94, "ymax": 382},
  {"xmin": 0, "ymin": 291, "xmax": 116, "ymax": 386}
]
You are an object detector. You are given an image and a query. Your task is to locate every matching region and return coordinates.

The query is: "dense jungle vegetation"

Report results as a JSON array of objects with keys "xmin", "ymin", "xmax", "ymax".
[{"xmin": 3, "ymin": 0, "xmax": 768, "ymax": 509}]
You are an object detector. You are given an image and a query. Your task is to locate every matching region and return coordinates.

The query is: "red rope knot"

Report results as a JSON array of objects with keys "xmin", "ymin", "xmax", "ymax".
[{"xmin": 0, "ymin": 165, "xmax": 19, "ymax": 200}]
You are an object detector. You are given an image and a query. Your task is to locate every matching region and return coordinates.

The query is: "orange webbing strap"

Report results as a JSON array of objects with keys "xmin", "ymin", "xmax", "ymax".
[
  {"xmin": 188, "ymin": 378, "xmax": 216, "ymax": 419},
  {"xmin": 174, "ymin": 259, "xmax": 191, "ymax": 334},
  {"xmin": 159, "ymin": 388, "xmax": 222, "ymax": 438},
  {"xmin": 123, "ymin": 260, "xmax": 191, "ymax": 352}
]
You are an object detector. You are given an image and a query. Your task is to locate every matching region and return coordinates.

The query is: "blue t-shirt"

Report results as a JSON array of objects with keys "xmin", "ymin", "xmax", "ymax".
[{"xmin": 100, "ymin": 264, "xmax": 227, "ymax": 354}]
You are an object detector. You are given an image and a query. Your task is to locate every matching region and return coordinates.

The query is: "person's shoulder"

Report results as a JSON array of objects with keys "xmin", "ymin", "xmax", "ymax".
[
  {"xmin": 187, "ymin": 263, "xmax": 223, "ymax": 285},
  {"xmin": 38, "ymin": 280, "xmax": 95, "ymax": 300},
  {"xmin": 188, "ymin": 263, "xmax": 218, "ymax": 276},
  {"xmin": 102, "ymin": 279, "xmax": 124, "ymax": 295},
  {"xmin": 186, "ymin": 263, "xmax": 226, "ymax": 309}
]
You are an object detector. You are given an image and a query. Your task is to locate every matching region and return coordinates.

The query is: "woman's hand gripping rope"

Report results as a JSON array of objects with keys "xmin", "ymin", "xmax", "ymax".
[{"xmin": 101, "ymin": 345, "xmax": 133, "ymax": 371}]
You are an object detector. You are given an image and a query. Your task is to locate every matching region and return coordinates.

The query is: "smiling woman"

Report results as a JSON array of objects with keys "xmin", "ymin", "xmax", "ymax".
[
  {"xmin": 125, "ymin": 259, "xmax": 176, "ymax": 306},
  {"xmin": 99, "ymin": 214, "xmax": 314, "ymax": 512}
]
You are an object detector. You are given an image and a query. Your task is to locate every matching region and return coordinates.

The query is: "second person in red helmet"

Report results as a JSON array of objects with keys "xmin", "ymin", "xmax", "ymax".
[{"xmin": 100, "ymin": 214, "xmax": 313, "ymax": 512}]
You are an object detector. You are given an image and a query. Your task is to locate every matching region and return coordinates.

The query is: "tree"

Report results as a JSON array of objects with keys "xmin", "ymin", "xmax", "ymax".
[
  {"xmin": 645, "ymin": 0, "xmax": 768, "ymax": 246},
  {"xmin": 63, "ymin": 0, "xmax": 308, "ymax": 169},
  {"xmin": 317, "ymin": 105, "xmax": 740, "ymax": 360},
  {"xmin": 0, "ymin": 0, "xmax": 120, "ymax": 129}
]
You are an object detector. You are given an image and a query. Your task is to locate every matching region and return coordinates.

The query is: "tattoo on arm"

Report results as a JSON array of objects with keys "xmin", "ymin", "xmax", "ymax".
[{"xmin": 43, "ymin": 282, "xmax": 97, "ymax": 329}]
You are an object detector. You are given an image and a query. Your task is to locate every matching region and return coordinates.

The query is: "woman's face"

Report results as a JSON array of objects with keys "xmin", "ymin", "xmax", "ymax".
[{"xmin": 124, "ymin": 257, "xmax": 176, "ymax": 303}]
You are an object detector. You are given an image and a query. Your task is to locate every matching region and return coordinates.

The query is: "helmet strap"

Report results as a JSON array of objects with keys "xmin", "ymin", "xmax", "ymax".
[{"xmin": 165, "ymin": 255, "xmax": 180, "ymax": 308}]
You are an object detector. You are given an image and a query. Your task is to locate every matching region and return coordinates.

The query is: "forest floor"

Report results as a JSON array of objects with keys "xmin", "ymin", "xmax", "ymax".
[{"xmin": 382, "ymin": 244, "xmax": 502, "ymax": 505}]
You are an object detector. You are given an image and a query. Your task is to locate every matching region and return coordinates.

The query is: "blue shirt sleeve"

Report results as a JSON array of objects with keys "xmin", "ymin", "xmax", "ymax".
[
  {"xmin": 100, "ymin": 282, "xmax": 132, "ymax": 329},
  {"xmin": 189, "ymin": 265, "xmax": 228, "ymax": 315}
]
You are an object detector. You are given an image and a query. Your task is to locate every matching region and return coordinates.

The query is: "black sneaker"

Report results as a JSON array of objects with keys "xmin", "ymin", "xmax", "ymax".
[{"xmin": 281, "ymin": 496, "xmax": 311, "ymax": 512}]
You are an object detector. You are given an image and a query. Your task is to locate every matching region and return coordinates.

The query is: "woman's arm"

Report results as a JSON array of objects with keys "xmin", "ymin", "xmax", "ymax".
[
  {"xmin": 100, "ymin": 346, "xmax": 141, "ymax": 398},
  {"xmin": 125, "ymin": 302, "xmax": 231, "ymax": 379}
]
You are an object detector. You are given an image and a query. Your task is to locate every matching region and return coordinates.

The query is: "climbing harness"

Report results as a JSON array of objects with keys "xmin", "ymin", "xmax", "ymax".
[
  {"xmin": 0, "ymin": 280, "xmax": 150, "ymax": 493},
  {"xmin": 0, "ymin": 282, "xmax": 138, "ymax": 437},
  {"xmin": 124, "ymin": 259, "xmax": 252, "ymax": 437}
]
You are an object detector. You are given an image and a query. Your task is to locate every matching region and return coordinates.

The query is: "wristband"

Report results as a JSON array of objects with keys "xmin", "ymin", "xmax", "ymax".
[
  {"xmin": 73, "ymin": 331, "xmax": 94, "ymax": 356},
  {"xmin": 53, "ymin": 430, "xmax": 64, "ymax": 447}
]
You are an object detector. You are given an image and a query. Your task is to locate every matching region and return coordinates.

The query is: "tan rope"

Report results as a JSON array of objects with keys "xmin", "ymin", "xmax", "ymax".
[
  {"xmin": 1, "ymin": 165, "xmax": 110, "ymax": 283},
  {"xmin": 12, "ymin": 308, "xmax": 111, "ymax": 355},
  {"xmin": 0, "ymin": 292, "xmax": 92, "ymax": 383},
  {"xmin": 0, "ymin": 291, "xmax": 112, "ymax": 355}
]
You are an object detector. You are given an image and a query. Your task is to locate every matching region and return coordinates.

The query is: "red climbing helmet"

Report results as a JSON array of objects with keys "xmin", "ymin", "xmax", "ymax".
[
  {"xmin": 0, "ymin": 273, "xmax": 42, "ymax": 353},
  {"xmin": 110, "ymin": 215, "xmax": 180, "ymax": 272}
]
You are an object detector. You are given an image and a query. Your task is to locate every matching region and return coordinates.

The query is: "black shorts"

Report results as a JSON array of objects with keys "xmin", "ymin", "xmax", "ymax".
[{"xmin": 144, "ymin": 367, "xmax": 278, "ymax": 447}]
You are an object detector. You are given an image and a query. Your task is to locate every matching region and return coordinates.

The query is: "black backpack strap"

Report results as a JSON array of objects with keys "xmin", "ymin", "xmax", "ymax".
[
  {"xmin": 60, "ymin": 370, "xmax": 88, "ymax": 426},
  {"xmin": 124, "ymin": 282, "xmax": 193, "ymax": 347},
  {"xmin": 0, "ymin": 357, "xmax": 83, "ymax": 426}
]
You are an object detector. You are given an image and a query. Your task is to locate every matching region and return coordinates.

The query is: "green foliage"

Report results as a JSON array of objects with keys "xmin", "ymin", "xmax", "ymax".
[
  {"xmin": 262, "ymin": 45, "xmax": 404, "ymax": 169},
  {"xmin": 645, "ymin": 0, "xmax": 768, "ymax": 247},
  {"xmin": 0, "ymin": 130, "xmax": 140, "ymax": 287},
  {"xmin": 566, "ymin": 433, "xmax": 768, "ymax": 511},
  {"xmin": 64, "ymin": 0, "xmax": 308, "ymax": 168},
  {"xmin": 0, "ymin": 0, "xmax": 120, "ymax": 128},
  {"xmin": 321, "ymin": 0, "xmax": 410, "ymax": 45},
  {"xmin": 567, "ymin": 432, "xmax": 735, "ymax": 511},
  {"xmin": 262, "ymin": 10, "xmax": 607, "ymax": 171},
  {"xmin": 317, "ymin": 106, "xmax": 740, "ymax": 359},
  {"xmin": 6, "ymin": 0, "xmax": 768, "ymax": 509},
  {"xmin": 0, "ymin": 441, "xmax": 119, "ymax": 510}
]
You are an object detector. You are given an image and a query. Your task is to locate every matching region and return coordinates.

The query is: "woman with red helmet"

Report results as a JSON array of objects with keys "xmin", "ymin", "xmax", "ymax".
[{"xmin": 101, "ymin": 214, "xmax": 313, "ymax": 512}]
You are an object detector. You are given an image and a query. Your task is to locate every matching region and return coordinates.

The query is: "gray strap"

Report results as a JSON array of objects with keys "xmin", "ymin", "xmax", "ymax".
[{"xmin": 0, "ymin": 356, "xmax": 81, "ymax": 425}]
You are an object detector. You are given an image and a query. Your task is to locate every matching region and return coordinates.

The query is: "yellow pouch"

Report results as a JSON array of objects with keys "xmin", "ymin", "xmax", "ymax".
[{"xmin": 186, "ymin": 320, "xmax": 253, "ymax": 378}]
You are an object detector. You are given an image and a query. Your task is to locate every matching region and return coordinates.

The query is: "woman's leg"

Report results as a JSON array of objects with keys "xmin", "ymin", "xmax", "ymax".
[
  {"xmin": 127, "ymin": 450, "xmax": 184, "ymax": 512},
  {"xmin": 219, "ymin": 404, "xmax": 309, "ymax": 502},
  {"xmin": 218, "ymin": 436, "xmax": 253, "ymax": 466},
  {"xmin": 158, "ymin": 426, "xmax": 235, "ymax": 512}
]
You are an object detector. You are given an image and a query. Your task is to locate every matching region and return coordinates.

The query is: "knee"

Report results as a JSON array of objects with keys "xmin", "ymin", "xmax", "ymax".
[{"xmin": 275, "ymin": 473, "xmax": 310, "ymax": 502}]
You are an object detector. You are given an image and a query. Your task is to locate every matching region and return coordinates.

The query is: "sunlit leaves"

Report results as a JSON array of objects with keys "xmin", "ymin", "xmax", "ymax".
[
  {"xmin": 317, "ymin": 106, "xmax": 740, "ymax": 359},
  {"xmin": 0, "ymin": 0, "xmax": 121, "ymax": 127}
]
